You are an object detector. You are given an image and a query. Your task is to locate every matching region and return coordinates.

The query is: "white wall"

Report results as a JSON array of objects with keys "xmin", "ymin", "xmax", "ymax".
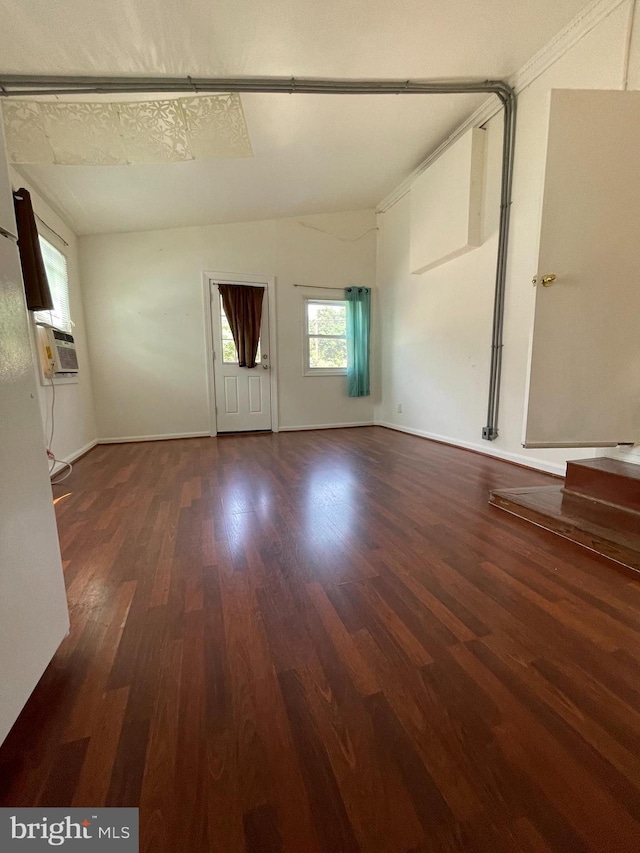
[
  {"xmin": 0, "ymin": 125, "xmax": 69, "ymax": 747},
  {"xmin": 79, "ymin": 209, "xmax": 376, "ymax": 440},
  {"xmin": 11, "ymin": 170, "xmax": 97, "ymax": 468},
  {"xmin": 375, "ymin": 0, "xmax": 638, "ymax": 475}
]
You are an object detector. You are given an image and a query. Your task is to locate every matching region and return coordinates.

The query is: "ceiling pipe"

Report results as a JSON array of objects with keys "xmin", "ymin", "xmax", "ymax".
[{"xmin": 0, "ymin": 74, "xmax": 516, "ymax": 441}]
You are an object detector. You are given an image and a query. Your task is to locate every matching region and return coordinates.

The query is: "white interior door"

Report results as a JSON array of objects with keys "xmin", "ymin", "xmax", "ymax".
[
  {"xmin": 523, "ymin": 89, "xmax": 640, "ymax": 448},
  {"xmin": 211, "ymin": 283, "xmax": 272, "ymax": 432}
]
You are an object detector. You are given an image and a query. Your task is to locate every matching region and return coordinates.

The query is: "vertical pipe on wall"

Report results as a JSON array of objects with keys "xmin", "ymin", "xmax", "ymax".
[{"xmin": 483, "ymin": 84, "xmax": 517, "ymax": 441}]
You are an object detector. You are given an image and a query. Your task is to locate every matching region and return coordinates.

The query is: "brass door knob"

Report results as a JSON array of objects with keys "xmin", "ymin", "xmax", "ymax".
[{"xmin": 532, "ymin": 274, "xmax": 557, "ymax": 287}]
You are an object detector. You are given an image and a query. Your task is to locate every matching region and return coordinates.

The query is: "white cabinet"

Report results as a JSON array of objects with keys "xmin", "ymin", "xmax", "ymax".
[{"xmin": 523, "ymin": 89, "xmax": 640, "ymax": 448}]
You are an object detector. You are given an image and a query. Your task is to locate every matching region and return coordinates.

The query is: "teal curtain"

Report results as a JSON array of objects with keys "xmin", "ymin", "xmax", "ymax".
[{"xmin": 345, "ymin": 286, "xmax": 371, "ymax": 397}]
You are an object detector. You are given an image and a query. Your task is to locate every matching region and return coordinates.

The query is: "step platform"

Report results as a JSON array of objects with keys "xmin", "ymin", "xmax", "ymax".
[{"xmin": 490, "ymin": 458, "xmax": 640, "ymax": 573}]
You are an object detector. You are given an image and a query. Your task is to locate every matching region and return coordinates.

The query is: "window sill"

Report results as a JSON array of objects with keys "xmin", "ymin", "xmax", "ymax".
[
  {"xmin": 304, "ymin": 369, "xmax": 347, "ymax": 377},
  {"xmin": 39, "ymin": 373, "xmax": 80, "ymax": 387}
]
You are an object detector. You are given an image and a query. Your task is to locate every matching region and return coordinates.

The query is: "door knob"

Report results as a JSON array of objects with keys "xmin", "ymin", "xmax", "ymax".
[
  {"xmin": 532, "ymin": 274, "xmax": 557, "ymax": 287},
  {"xmin": 263, "ymin": 364, "xmax": 269, "ymax": 370}
]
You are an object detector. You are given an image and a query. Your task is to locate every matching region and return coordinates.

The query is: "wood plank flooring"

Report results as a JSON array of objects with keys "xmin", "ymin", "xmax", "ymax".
[{"xmin": 2, "ymin": 427, "xmax": 640, "ymax": 851}]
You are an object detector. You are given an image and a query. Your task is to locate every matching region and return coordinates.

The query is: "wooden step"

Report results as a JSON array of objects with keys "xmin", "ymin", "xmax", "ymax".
[
  {"xmin": 565, "ymin": 457, "xmax": 640, "ymax": 514},
  {"xmin": 490, "ymin": 485, "xmax": 640, "ymax": 573}
]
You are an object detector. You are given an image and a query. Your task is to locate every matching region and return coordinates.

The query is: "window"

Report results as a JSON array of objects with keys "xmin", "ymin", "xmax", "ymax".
[
  {"xmin": 33, "ymin": 237, "xmax": 71, "ymax": 332},
  {"xmin": 219, "ymin": 294, "xmax": 259, "ymax": 364},
  {"xmin": 220, "ymin": 295, "xmax": 238, "ymax": 363},
  {"xmin": 304, "ymin": 298, "xmax": 347, "ymax": 374}
]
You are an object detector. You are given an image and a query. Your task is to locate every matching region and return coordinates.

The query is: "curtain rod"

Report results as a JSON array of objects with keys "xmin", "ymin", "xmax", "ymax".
[
  {"xmin": 293, "ymin": 284, "xmax": 346, "ymax": 291},
  {"xmin": 35, "ymin": 214, "xmax": 69, "ymax": 247}
]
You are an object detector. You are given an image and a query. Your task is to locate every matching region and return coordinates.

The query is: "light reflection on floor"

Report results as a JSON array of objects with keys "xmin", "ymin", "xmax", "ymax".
[
  {"xmin": 218, "ymin": 454, "xmax": 358, "ymax": 577},
  {"xmin": 302, "ymin": 463, "xmax": 356, "ymax": 551}
]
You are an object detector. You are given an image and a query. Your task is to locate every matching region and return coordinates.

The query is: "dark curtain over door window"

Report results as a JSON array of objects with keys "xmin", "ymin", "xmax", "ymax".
[
  {"xmin": 13, "ymin": 188, "xmax": 53, "ymax": 312},
  {"xmin": 218, "ymin": 284, "xmax": 264, "ymax": 368}
]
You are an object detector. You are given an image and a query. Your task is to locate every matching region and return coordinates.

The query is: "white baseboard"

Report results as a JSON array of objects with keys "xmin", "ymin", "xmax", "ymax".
[
  {"xmin": 50, "ymin": 439, "xmax": 98, "ymax": 474},
  {"xmin": 98, "ymin": 431, "xmax": 211, "ymax": 444},
  {"xmin": 278, "ymin": 422, "xmax": 374, "ymax": 432},
  {"xmin": 53, "ymin": 426, "xmax": 567, "ymax": 477},
  {"xmin": 607, "ymin": 445, "xmax": 640, "ymax": 464},
  {"xmin": 376, "ymin": 421, "xmax": 566, "ymax": 476}
]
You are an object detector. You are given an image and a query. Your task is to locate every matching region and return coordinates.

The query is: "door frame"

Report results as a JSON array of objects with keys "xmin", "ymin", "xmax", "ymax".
[{"xmin": 203, "ymin": 271, "xmax": 279, "ymax": 436}]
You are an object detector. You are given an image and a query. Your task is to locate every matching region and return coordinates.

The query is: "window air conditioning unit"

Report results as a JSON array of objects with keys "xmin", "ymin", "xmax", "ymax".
[{"xmin": 37, "ymin": 324, "xmax": 79, "ymax": 375}]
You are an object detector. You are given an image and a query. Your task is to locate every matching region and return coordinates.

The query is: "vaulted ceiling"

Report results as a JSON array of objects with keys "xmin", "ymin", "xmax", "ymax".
[{"xmin": 0, "ymin": 0, "xmax": 591, "ymax": 234}]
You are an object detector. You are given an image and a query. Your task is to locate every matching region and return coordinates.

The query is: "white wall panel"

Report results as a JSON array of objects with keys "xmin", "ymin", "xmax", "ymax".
[
  {"xmin": 248, "ymin": 375, "xmax": 262, "ymax": 413},
  {"xmin": 224, "ymin": 376, "xmax": 239, "ymax": 414},
  {"xmin": 410, "ymin": 128, "xmax": 485, "ymax": 274},
  {"xmin": 0, "ymin": 125, "xmax": 69, "ymax": 746}
]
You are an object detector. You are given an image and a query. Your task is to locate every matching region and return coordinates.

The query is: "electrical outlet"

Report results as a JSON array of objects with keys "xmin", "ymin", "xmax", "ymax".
[{"xmin": 397, "ymin": 403, "xmax": 403, "ymax": 414}]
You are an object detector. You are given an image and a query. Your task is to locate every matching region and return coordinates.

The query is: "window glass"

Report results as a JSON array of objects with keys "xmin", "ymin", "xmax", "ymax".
[{"xmin": 305, "ymin": 299, "xmax": 347, "ymax": 372}]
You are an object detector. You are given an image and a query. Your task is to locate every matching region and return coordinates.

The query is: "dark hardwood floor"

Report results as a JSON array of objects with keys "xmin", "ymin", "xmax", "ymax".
[{"xmin": 2, "ymin": 426, "xmax": 640, "ymax": 851}]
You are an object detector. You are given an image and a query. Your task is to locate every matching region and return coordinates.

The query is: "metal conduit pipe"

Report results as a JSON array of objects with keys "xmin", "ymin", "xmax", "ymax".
[{"xmin": 0, "ymin": 74, "xmax": 516, "ymax": 441}]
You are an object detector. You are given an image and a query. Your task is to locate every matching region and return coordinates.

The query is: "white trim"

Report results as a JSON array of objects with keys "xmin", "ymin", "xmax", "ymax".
[
  {"xmin": 98, "ymin": 432, "xmax": 210, "ymax": 444},
  {"xmin": 202, "ymin": 272, "xmax": 218, "ymax": 437},
  {"xmin": 279, "ymin": 421, "xmax": 374, "ymax": 432},
  {"xmin": 376, "ymin": 421, "xmax": 566, "ymax": 476},
  {"xmin": 377, "ymin": 100, "xmax": 497, "ymax": 213},
  {"xmin": 522, "ymin": 442, "xmax": 619, "ymax": 449},
  {"xmin": 50, "ymin": 438, "xmax": 98, "ymax": 473},
  {"xmin": 303, "ymin": 368, "xmax": 348, "ymax": 377},
  {"xmin": 202, "ymin": 276, "xmax": 218, "ymax": 436},
  {"xmin": 203, "ymin": 271, "xmax": 279, "ymax": 436},
  {"xmin": 513, "ymin": 0, "xmax": 629, "ymax": 93},
  {"xmin": 377, "ymin": 0, "xmax": 631, "ymax": 213},
  {"xmin": 607, "ymin": 445, "xmax": 640, "ymax": 463}
]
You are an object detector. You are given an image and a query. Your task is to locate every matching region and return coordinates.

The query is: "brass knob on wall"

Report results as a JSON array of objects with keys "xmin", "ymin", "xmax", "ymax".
[{"xmin": 532, "ymin": 274, "xmax": 557, "ymax": 287}]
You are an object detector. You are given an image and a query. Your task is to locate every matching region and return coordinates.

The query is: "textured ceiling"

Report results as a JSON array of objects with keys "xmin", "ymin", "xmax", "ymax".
[
  {"xmin": 3, "ymin": 96, "xmax": 252, "ymax": 165},
  {"xmin": 0, "ymin": 0, "xmax": 592, "ymax": 233}
]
